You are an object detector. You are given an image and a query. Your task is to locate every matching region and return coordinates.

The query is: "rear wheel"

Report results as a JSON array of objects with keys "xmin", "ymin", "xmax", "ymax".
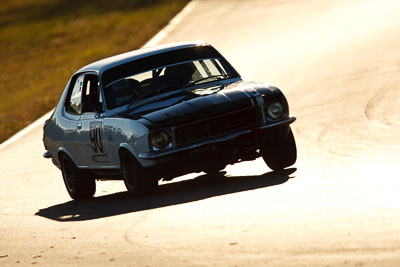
[
  {"xmin": 261, "ymin": 128, "xmax": 297, "ymax": 171},
  {"xmin": 60, "ymin": 154, "xmax": 96, "ymax": 200},
  {"xmin": 120, "ymin": 151, "xmax": 158, "ymax": 195}
]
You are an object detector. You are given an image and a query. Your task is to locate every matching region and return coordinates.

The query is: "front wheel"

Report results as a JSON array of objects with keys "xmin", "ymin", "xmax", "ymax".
[
  {"xmin": 120, "ymin": 151, "xmax": 158, "ymax": 195},
  {"xmin": 60, "ymin": 154, "xmax": 96, "ymax": 200},
  {"xmin": 261, "ymin": 128, "xmax": 297, "ymax": 171}
]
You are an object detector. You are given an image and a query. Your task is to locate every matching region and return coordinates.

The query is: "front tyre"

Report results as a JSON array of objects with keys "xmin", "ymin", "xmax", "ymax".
[
  {"xmin": 261, "ymin": 128, "xmax": 297, "ymax": 171},
  {"xmin": 120, "ymin": 151, "xmax": 158, "ymax": 195},
  {"xmin": 60, "ymin": 154, "xmax": 96, "ymax": 200}
]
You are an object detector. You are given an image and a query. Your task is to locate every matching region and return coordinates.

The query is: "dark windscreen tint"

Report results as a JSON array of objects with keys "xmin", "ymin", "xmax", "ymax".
[{"xmin": 101, "ymin": 46, "xmax": 236, "ymax": 87}]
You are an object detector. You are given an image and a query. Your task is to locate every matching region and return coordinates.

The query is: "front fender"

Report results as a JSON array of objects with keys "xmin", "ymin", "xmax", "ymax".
[
  {"xmin": 108, "ymin": 118, "xmax": 156, "ymax": 168},
  {"xmin": 118, "ymin": 142, "xmax": 156, "ymax": 168}
]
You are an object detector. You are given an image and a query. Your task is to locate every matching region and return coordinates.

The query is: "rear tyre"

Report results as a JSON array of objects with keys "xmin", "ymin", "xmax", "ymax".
[
  {"xmin": 120, "ymin": 151, "xmax": 158, "ymax": 195},
  {"xmin": 60, "ymin": 154, "xmax": 96, "ymax": 200},
  {"xmin": 261, "ymin": 128, "xmax": 297, "ymax": 171}
]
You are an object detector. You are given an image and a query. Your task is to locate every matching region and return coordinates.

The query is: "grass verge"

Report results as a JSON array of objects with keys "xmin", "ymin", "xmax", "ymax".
[{"xmin": 0, "ymin": 0, "xmax": 188, "ymax": 143}]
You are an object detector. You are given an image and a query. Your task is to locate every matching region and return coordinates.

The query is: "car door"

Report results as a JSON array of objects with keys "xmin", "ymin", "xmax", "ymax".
[
  {"xmin": 77, "ymin": 73, "xmax": 111, "ymax": 168},
  {"xmin": 62, "ymin": 74, "xmax": 85, "ymax": 165}
]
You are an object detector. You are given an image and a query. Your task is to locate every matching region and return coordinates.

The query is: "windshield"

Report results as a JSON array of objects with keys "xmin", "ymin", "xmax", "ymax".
[{"xmin": 103, "ymin": 57, "xmax": 236, "ymax": 110}]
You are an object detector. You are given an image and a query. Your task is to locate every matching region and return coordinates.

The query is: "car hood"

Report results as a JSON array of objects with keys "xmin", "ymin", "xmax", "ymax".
[{"xmin": 125, "ymin": 81, "xmax": 283, "ymax": 128}]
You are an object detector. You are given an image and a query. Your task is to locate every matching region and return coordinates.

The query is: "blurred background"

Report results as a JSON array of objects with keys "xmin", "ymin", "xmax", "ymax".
[{"xmin": 0, "ymin": 0, "xmax": 188, "ymax": 143}]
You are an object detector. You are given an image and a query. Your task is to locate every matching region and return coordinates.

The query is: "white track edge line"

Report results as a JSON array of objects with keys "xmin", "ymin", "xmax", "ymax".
[
  {"xmin": 0, "ymin": 1, "xmax": 197, "ymax": 151},
  {"xmin": 0, "ymin": 110, "xmax": 54, "ymax": 151},
  {"xmin": 143, "ymin": 1, "xmax": 198, "ymax": 48}
]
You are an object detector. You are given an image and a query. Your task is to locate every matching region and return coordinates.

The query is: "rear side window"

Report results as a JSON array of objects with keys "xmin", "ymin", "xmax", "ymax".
[
  {"xmin": 81, "ymin": 74, "xmax": 99, "ymax": 113},
  {"xmin": 66, "ymin": 75, "xmax": 84, "ymax": 115}
]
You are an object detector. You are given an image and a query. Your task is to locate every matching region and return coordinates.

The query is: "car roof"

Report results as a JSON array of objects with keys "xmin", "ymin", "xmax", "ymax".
[{"xmin": 76, "ymin": 41, "xmax": 209, "ymax": 75}]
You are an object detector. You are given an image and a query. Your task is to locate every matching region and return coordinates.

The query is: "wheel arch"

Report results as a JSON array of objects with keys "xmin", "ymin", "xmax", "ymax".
[
  {"xmin": 118, "ymin": 143, "xmax": 141, "ymax": 166},
  {"xmin": 57, "ymin": 147, "xmax": 79, "ymax": 168}
]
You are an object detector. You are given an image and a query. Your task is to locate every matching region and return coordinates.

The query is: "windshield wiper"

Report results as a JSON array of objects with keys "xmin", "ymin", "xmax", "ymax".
[
  {"xmin": 127, "ymin": 88, "xmax": 190, "ymax": 112},
  {"xmin": 183, "ymin": 74, "xmax": 233, "ymax": 90},
  {"xmin": 134, "ymin": 85, "xmax": 176, "ymax": 102},
  {"xmin": 127, "ymin": 74, "xmax": 233, "ymax": 112}
]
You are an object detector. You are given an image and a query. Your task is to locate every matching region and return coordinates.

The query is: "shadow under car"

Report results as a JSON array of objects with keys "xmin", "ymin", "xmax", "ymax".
[{"xmin": 36, "ymin": 168, "xmax": 297, "ymax": 222}]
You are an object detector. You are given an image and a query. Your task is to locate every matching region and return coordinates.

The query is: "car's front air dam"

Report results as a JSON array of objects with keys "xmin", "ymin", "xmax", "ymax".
[
  {"xmin": 138, "ymin": 116, "xmax": 296, "ymax": 160},
  {"xmin": 142, "ymin": 123, "xmax": 294, "ymax": 180}
]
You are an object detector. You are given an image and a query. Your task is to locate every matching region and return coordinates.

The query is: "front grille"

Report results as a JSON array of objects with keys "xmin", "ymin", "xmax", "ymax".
[{"xmin": 174, "ymin": 107, "xmax": 258, "ymax": 146}]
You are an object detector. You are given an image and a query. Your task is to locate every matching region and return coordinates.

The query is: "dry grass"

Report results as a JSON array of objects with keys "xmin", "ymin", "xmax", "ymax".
[{"xmin": 0, "ymin": 0, "xmax": 188, "ymax": 143}]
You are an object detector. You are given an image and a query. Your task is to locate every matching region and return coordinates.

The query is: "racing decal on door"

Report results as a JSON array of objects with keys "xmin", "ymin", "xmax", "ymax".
[{"xmin": 89, "ymin": 121, "xmax": 109, "ymax": 163}]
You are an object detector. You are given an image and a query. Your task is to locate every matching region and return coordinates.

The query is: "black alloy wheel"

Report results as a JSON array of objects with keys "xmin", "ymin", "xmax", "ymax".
[
  {"xmin": 60, "ymin": 154, "xmax": 96, "ymax": 200},
  {"xmin": 120, "ymin": 151, "xmax": 157, "ymax": 195}
]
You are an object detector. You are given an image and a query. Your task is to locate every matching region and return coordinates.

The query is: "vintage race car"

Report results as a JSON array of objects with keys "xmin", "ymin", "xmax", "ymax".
[{"xmin": 43, "ymin": 41, "xmax": 296, "ymax": 199}]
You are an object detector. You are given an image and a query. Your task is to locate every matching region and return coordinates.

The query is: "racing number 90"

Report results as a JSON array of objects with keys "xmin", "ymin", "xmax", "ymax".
[{"xmin": 90, "ymin": 122, "xmax": 104, "ymax": 154}]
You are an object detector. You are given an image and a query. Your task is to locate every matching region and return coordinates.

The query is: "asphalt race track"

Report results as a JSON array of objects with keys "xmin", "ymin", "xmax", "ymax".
[{"xmin": 1, "ymin": 0, "xmax": 399, "ymax": 266}]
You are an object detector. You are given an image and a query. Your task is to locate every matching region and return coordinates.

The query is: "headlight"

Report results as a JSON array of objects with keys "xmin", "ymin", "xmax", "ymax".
[
  {"xmin": 149, "ymin": 130, "xmax": 172, "ymax": 150},
  {"xmin": 266, "ymin": 102, "xmax": 284, "ymax": 120}
]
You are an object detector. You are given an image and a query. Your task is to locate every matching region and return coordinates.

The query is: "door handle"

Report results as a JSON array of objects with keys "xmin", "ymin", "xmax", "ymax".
[{"xmin": 77, "ymin": 122, "xmax": 82, "ymax": 130}]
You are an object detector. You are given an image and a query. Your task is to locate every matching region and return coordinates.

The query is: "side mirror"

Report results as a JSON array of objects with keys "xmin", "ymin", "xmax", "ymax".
[{"xmin": 95, "ymin": 102, "xmax": 104, "ymax": 114}]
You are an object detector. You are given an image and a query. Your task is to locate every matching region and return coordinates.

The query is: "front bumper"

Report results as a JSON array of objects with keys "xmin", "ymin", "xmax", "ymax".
[{"xmin": 138, "ymin": 116, "xmax": 296, "ymax": 160}]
